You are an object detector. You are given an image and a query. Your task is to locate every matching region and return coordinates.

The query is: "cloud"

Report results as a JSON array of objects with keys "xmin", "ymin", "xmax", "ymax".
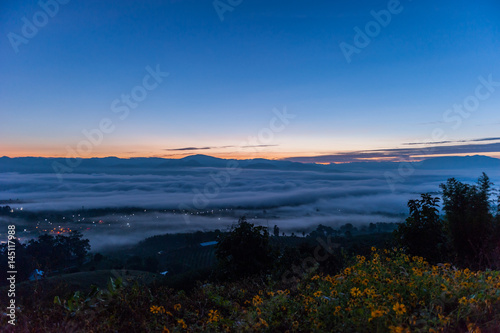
[
  {"xmin": 404, "ymin": 137, "xmax": 500, "ymax": 146},
  {"xmin": 2, "ymin": 161, "xmax": 499, "ymax": 248},
  {"xmin": 241, "ymin": 144, "xmax": 278, "ymax": 148},
  {"xmin": 164, "ymin": 144, "xmax": 277, "ymax": 151},
  {"xmin": 3, "ymin": 163, "xmax": 499, "ymax": 214},
  {"xmin": 285, "ymin": 142, "xmax": 500, "ymax": 163},
  {"xmin": 164, "ymin": 147, "xmax": 213, "ymax": 151}
]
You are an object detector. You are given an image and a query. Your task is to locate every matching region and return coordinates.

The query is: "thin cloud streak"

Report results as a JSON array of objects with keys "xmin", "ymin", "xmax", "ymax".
[
  {"xmin": 164, "ymin": 147, "xmax": 213, "ymax": 151},
  {"xmin": 285, "ymin": 142, "xmax": 500, "ymax": 164},
  {"xmin": 164, "ymin": 144, "xmax": 278, "ymax": 151},
  {"xmin": 404, "ymin": 137, "xmax": 500, "ymax": 146}
]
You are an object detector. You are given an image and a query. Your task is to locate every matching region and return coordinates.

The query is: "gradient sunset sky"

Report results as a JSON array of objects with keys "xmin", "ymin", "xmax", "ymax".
[{"xmin": 1, "ymin": 0, "xmax": 500, "ymax": 162}]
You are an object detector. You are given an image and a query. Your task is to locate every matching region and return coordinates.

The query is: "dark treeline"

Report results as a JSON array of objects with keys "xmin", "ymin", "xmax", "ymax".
[
  {"xmin": 0, "ymin": 231, "xmax": 90, "ymax": 284},
  {"xmin": 394, "ymin": 172, "xmax": 500, "ymax": 269}
]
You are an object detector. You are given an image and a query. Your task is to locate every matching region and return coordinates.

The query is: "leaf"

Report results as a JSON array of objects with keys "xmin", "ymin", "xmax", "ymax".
[{"xmin": 108, "ymin": 277, "xmax": 116, "ymax": 293}]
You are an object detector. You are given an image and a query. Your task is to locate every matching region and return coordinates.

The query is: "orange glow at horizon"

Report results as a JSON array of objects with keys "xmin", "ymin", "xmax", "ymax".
[
  {"xmin": 2, "ymin": 142, "xmax": 500, "ymax": 162},
  {"xmin": 1, "ymin": 149, "xmax": 314, "ymax": 160},
  {"xmin": 3, "ymin": 150, "xmax": 500, "ymax": 162}
]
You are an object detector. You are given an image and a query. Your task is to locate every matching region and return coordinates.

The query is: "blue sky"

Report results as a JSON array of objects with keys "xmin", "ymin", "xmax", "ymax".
[{"xmin": 1, "ymin": 0, "xmax": 499, "ymax": 161}]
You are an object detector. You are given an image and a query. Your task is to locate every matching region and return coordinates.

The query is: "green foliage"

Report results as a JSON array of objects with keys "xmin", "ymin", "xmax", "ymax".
[
  {"xmin": 54, "ymin": 278, "xmax": 115, "ymax": 316},
  {"xmin": 16, "ymin": 250, "xmax": 500, "ymax": 332},
  {"xmin": 236, "ymin": 249, "xmax": 500, "ymax": 332}
]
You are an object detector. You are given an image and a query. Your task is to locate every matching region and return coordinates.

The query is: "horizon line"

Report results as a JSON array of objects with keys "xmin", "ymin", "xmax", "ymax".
[{"xmin": 1, "ymin": 153, "xmax": 499, "ymax": 164}]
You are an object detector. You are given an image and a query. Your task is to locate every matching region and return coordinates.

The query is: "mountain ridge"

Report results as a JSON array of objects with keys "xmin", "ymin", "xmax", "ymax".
[{"xmin": 0, "ymin": 154, "xmax": 498, "ymax": 174}]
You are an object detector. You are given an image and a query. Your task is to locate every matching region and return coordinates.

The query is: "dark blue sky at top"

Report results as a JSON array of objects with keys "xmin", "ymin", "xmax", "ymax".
[{"xmin": 1, "ymin": 0, "xmax": 499, "ymax": 160}]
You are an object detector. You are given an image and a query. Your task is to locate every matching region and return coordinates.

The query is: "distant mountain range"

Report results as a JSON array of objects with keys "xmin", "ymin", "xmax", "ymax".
[{"xmin": 0, "ymin": 154, "xmax": 499, "ymax": 174}]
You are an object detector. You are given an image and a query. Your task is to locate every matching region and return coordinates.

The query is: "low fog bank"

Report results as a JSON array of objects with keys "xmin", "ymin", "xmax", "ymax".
[
  {"xmin": 1, "ymin": 162, "xmax": 499, "ymax": 251},
  {"xmin": 83, "ymin": 209, "xmax": 404, "ymax": 251},
  {"xmin": 2, "ymin": 166, "xmax": 498, "ymax": 213}
]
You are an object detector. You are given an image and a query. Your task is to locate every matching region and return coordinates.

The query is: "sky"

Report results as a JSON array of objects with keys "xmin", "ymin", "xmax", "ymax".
[{"xmin": 1, "ymin": 0, "xmax": 500, "ymax": 162}]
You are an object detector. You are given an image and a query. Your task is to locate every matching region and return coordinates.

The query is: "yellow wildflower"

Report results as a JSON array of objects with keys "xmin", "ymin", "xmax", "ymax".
[
  {"xmin": 177, "ymin": 319, "xmax": 187, "ymax": 329},
  {"xmin": 350, "ymin": 287, "xmax": 362, "ymax": 297},
  {"xmin": 252, "ymin": 295, "xmax": 263, "ymax": 306},
  {"xmin": 393, "ymin": 302, "xmax": 407, "ymax": 316},
  {"xmin": 208, "ymin": 309, "xmax": 221, "ymax": 323},
  {"xmin": 467, "ymin": 323, "xmax": 481, "ymax": 333},
  {"xmin": 369, "ymin": 309, "xmax": 385, "ymax": 321},
  {"xmin": 389, "ymin": 325, "xmax": 410, "ymax": 333},
  {"xmin": 150, "ymin": 305, "xmax": 165, "ymax": 314}
]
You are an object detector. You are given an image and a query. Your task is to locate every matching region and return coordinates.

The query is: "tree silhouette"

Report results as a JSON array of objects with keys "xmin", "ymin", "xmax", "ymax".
[
  {"xmin": 215, "ymin": 217, "xmax": 272, "ymax": 279},
  {"xmin": 26, "ymin": 231, "xmax": 90, "ymax": 271},
  {"xmin": 394, "ymin": 193, "xmax": 447, "ymax": 263},
  {"xmin": 273, "ymin": 225, "xmax": 280, "ymax": 237},
  {"xmin": 440, "ymin": 173, "xmax": 496, "ymax": 268}
]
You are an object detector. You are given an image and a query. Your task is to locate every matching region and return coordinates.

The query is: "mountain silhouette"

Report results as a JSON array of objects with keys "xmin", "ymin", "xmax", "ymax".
[{"xmin": 0, "ymin": 154, "xmax": 499, "ymax": 174}]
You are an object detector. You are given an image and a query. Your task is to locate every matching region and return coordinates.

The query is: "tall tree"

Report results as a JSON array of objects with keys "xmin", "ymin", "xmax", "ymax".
[
  {"xmin": 394, "ymin": 193, "xmax": 447, "ymax": 262},
  {"xmin": 440, "ymin": 173, "xmax": 495, "ymax": 268}
]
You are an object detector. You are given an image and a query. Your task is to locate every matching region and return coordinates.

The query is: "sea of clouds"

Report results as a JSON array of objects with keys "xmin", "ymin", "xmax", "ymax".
[{"xmin": 1, "ymin": 164, "xmax": 499, "ymax": 249}]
